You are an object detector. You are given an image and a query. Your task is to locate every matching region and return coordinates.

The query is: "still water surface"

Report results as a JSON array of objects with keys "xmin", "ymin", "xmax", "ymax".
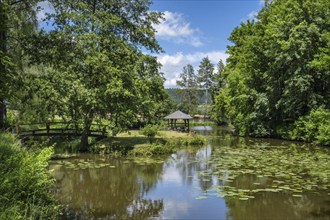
[{"xmin": 50, "ymin": 126, "xmax": 330, "ymax": 219}]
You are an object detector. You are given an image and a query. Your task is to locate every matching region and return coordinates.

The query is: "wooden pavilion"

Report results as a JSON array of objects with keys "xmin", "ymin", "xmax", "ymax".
[{"xmin": 164, "ymin": 110, "xmax": 193, "ymax": 132}]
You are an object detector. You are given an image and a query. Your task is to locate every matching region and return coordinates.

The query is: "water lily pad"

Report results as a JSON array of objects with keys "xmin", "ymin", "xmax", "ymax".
[
  {"xmin": 196, "ymin": 196, "xmax": 208, "ymax": 200},
  {"xmin": 292, "ymin": 194, "xmax": 303, "ymax": 197}
]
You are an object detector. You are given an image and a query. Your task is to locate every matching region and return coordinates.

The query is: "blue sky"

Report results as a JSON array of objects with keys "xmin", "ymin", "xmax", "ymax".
[
  {"xmin": 151, "ymin": 0, "xmax": 264, "ymax": 87},
  {"xmin": 37, "ymin": 0, "xmax": 264, "ymax": 87}
]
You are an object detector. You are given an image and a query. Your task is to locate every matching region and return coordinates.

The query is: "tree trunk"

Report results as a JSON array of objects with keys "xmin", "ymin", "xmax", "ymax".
[
  {"xmin": 80, "ymin": 113, "xmax": 93, "ymax": 152},
  {"xmin": 0, "ymin": 2, "xmax": 7, "ymax": 130},
  {"xmin": 0, "ymin": 98, "xmax": 5, "ymax": 129},
  {"xmin": 80, "ymin": 129, "xmax": 89, "ymax": 152}
]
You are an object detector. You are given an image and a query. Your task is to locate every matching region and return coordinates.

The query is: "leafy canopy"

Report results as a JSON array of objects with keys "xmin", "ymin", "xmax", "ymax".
[{"xmin": 213, "ymin": 0, "xmax": 330, "ymax": 142}]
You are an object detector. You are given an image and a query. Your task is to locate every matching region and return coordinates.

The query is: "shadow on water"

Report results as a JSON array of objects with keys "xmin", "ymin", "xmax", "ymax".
[{"xmin": 50, "ymin": 126, "xmax": 330, "ymax": 219}]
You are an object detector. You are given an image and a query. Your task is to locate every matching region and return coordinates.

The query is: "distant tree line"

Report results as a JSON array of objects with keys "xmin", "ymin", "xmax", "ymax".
[
  {"xmin": 174, "ymin": 57, "xmax": 225, "ymax": 115},
  {"xmin": 166, "ymin": 88, "xmax": 211, "ymax": 106}
]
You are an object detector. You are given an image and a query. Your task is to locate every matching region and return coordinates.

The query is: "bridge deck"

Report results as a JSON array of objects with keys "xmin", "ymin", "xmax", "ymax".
[{"xmin": 15, "ymin": 122, "xmax": 108, "ymax": 139}]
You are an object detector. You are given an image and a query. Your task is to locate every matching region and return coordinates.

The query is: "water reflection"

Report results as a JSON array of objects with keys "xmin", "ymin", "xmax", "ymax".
[
  {"xmin": 51, "ymin": 156, "xmax": 164, "ymax": 219},
  {"xmin": 225, "ymin": 174, "xmax": 330, "ymax": 219},
  {"xmin": 50, "ymin": 126, "xmax": 330, "ymax": 219},
  {"xmin": 144, "ymin": 146, "xmax": 228, "ymax": 219}
]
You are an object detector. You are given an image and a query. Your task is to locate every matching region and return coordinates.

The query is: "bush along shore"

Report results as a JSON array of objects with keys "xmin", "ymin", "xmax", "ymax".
[
  {"xmin": 90, "ymin": 129, "xmax": 207, "ymax": 157},
  {"xmin": 0, "ymin": 132, "xmax": 60, "ymax": 219}
]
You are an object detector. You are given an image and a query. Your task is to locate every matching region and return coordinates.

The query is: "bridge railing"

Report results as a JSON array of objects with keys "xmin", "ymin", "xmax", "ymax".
[{"xmin": 15, "ymin": 122, "xmax": 108, "ymax": 138}]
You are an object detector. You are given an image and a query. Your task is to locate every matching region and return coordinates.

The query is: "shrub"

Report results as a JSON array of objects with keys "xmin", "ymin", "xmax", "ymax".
[
  {"xmin": 289, "ymin": 108, "xmax": 330, "ymax": 145},
  {"xmin": 0, "ymin": 132, "xmax": 59, "ymax": 219},
  {"xmin": 129, "ymin": 142, "xmax": 173, "ymax": 157},
  {"xmin": 140, "ymin": 124, "xmax": 159, "ymax": 139},
  {"xmin": 164, "ymin": 135, "xmax": 206, "ymax": 148},
  {"xmin": 189, "ymin": 135, "xmax": 207, "ymax": 145}
]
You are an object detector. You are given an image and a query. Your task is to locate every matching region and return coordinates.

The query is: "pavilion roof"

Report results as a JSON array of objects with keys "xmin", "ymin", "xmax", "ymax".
[{"xmin": 164, "ymin": 110, "xmax": 193, "ymax": 120}]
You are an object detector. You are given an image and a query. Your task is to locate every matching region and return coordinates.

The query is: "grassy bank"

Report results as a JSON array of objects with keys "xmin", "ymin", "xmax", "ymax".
[
  {"xmin": 0, "ymin": 132, "xmax": 59, "ymax": 219},
  {"xmin": 190, "ymin": 121, "xmax": 215, "ymax": 126},
  {"xmin": 90, "ymin": 130, "xmax": 207, "ymax": 156}
]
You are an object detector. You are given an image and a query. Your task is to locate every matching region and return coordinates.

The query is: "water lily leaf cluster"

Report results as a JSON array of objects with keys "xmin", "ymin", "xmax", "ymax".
[
  {"xmin": 195, "ymin": 143, "xmax": 330, "ymax": 200},
  {"xmin": 53, "ymin": 159, "xmax": 116, "ymax": 170}
]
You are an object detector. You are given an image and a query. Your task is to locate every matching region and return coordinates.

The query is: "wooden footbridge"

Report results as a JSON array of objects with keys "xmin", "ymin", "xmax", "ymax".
[{"xmin": 15, "ymin": 122, "xmax": 108, "ymax": 139}]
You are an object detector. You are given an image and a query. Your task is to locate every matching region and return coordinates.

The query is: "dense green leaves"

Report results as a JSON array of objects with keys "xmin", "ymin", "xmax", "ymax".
[
  {"xmin": 290, "ymin": 108, "xmax": 330, "ymax": 145},
  {"xmin": 197, "ymin": 57, "xmax": 215, "ymax": 91},
  {"xmin": 0, "ymin": 0, "xmax": 39, "ymax": 128},
  {"xmin": 0, "ymin": 132, "xmax": 58, "ymax": 218},
  {"xmin": 24, "ymin": 0, "xmax": 168, "ymax": 149},
  {"xmin": 140, "ymin": 124, "xmax": 159, "ymax": 139},
  {"xmin": 176, "ymin": 64, "xmax": 198, "ymax": 114},
  {"xmin": 213, "ymin": 0, "xmax": 330, "ymax": 142}
]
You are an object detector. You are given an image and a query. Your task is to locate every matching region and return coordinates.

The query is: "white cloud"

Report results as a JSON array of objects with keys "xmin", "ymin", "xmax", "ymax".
[
  {"xmin": 241, "ymin": 10, "xmax": 260, "ymax": 23},
  {"xmin": 247, "ymin": 11, "xmax": 258, "ymax": 20},
  {"xmin": 37, "ymin": 1, "xmax": 55, "ymax": 21},
  {"xmin": 157, "ymin": 51, "xmax": 229, "ymax": 88},
  {"xmin": 156, "ymin": 11, "xmax": 194, "ymax": 37},
  {"xmin": 154, "ymin": 11, "xmax": 203, "ymax": 47}
]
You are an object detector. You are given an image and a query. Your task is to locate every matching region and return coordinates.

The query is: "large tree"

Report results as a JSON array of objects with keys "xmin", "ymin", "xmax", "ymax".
[
  {"xmin": 213, "ymin": 0, "xmax": 330, "ymax": 139},
  {"xmin": 215, "ymin": 59, "xmax": 225, "ymax": 92},
  {"xmin": 28, "ymin": 0, "xmax": 164, "ymax": 150},
  {"xmin": 176, "ymin": 64, "xmax": 198, "ymax": 114},
  {"xmin": 0, "ymin": 0, "xmax": 39, "ymax": 129},
  {"xmin": 197, "ymin": 57, "xmax": 215, "ymax": 92},
  {"xmin": 133, "ymin": 55, "xmax": 172, "ymax": 125},
  {"xmin": 197, "ymin": 57, "xmax": 215, "ymax": 117}
]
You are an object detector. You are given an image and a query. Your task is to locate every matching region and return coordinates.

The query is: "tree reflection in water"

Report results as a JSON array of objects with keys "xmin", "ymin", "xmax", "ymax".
[
  {"xmin": 52, "ymin": 156, "xmax": 164, "ymax": 219},
  {"xmin": 50, "ymin": 126, "xmax": 330, "ymax": 219}
]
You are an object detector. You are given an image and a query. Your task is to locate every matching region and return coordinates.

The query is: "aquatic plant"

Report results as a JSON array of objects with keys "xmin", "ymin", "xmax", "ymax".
[{"xmin": 196, "ymin": 143, "xmax": 330, "ymax": 200}]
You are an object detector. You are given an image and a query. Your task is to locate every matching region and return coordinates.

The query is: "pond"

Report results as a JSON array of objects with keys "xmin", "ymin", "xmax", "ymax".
[{"xmin": 49, "ymin": 126, "xmax": 330, "ymax": 219}]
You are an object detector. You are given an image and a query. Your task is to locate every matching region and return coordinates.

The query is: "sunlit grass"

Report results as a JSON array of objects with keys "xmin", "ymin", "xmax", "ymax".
[
  {"xmin": 92, "ymin": 130, "xmax": 206, "ymax": 156},
  {"xmin": 116, "ymin": 130, "xmax": 190, "ymax": 138}
]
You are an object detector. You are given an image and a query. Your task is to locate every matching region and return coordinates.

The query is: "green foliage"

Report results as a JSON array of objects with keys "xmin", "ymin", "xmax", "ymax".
[
  {"xmin": 23, "ymin": 0, "xmax": 166, "ymax": 149},
  {"xmin": 210, "ymin": 143, "xmax": 330, "ymax": 200},
  {"xmin": 212, "ymin": 0, "xmax": 330, "ymax": 141},
  {"xmin": 129, "ymin": 134, "xmax": 207, "ymax": 157},
  {"xmin": 92, "ymin": 130, "xmax": 207, "ymax": 157},
  {"xmin": 90, "ymin": 142, "xmax": 133, "ymax": 156},
  {"xmin": 164, "ymin": 134, "xmax": 207, "ymax": 148},
  {"xmin": 176, "ymin": 64, "xmax": 198, "ymax": 114},
  {"xmin": 197, "ymin": 57, "xmax": 215, "ymax": 117},
  {"xmin": 197, "ymin": 57, "xmax": 215, "ymax": 91},
  {"xmin": 140, "ymin": 124, "xmax": 160, "ymax": 139},
  {"xmin": 129, "ymin": 142, "xmax": 174, "ymax": 157},
  {"xmin": 0, "ymin": 0, "xmax": 39, "ymax": 128},
  {"xmin": 290, "ymin": 108, "xmax": 330, "ymax": 145},
  {"xmin": 0, "ymin": 132, "xmax": 59, "ymax": 219},
  {"xmin": 215, "ymin": 59, "xmax": 225, "ymax": 89},
  {"xmin": 187, "ymin": 134, "xmax": 207, "ymax": 145},
  {"xmin": 166, "ymin": 88, "xmax": 212, "ymax": 108}
]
